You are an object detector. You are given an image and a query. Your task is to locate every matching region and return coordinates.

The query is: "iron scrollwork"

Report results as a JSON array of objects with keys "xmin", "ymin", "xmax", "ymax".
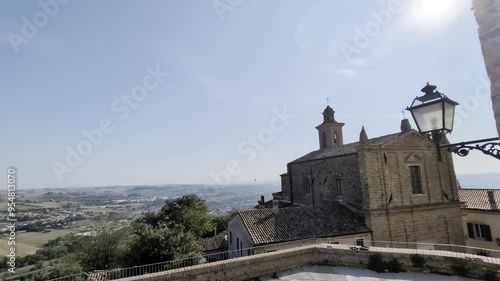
[{"xmin": 442, "ymin": 137, "xmax": 500, "ymax": 160}]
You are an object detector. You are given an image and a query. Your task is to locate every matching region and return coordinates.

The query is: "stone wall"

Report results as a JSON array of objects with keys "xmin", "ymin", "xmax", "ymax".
[
  {"xmin": 119, "ymin": 245, "xmax": 500, "ymax": 281},
  {"xmin": 280, "ymin": 173, "xmax": 290, "ymax": 201},
  {"xmin": 369, "ymin": 203, "xmax": 464, "ymax": 244},
  {"xmin": 288, "ymin": 154, "xmax": 363, "ymax": 209},
  {"xmin": 472, "ymin": 0, "xmax": 500, "ymax": 137}
]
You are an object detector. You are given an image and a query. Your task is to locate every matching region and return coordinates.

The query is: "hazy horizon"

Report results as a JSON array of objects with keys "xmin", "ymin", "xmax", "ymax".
[{"xmin": 17, "ymin": 172, "xmax": 500, "ymax": 190}]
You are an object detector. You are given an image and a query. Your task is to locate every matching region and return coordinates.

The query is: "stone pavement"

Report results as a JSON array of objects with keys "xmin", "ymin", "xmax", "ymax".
[{"xmin": 260, "ymin": 265, "xmax": 479, "ymax": 281}]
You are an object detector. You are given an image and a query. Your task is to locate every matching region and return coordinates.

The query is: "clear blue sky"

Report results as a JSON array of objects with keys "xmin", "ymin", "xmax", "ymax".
[{"xmin": 1, "ymin": 0, "xmax": 499, "ymax": 189}]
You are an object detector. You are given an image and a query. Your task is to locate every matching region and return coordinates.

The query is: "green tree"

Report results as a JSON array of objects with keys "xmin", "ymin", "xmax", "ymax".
[
  {"xmin": 140, "ymin": 194, "xmax": 213, "ymax": 237},
  {"xmin": 71, "ymin": 223, "xmax": 127, "ymax": 271},
  {"xmin": 123, "ymin": 223, "xmax": 201, "ymax": 267},
  {"xmin": 33, "ymin": 262, "xmax": 83, "ymax": 281}
]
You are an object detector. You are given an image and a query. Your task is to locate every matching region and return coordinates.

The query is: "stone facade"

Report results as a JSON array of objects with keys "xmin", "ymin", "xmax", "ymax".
[
  {"xmin": 288, "ymin": 153, "xmax": 362, "ymax": 209},
  {"xmin": 472, "ymin": 0, "xmax": 500, "ymax": 137},
  {"xmin": 277, "ymin": 106, "xmax": 465, "ymax": 245},
  {"xmin": 358, "ymin": 132, "xmax": 463, "ymax": 244}
]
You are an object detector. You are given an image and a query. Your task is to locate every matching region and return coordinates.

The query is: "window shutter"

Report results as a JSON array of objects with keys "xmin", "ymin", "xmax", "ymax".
[
  {"xmin": 481, "ymin": 224, "xmax": 492, "ymax": 241},
  {"xmin": 467, "ymin": 223, "xmax": 475, "ymax": 239}
]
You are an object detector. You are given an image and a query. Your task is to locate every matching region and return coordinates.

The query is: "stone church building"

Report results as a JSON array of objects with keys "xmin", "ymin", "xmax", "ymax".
[{"xmin": 274, "ymin": 105, "xmax": 465, "ymax": 245}]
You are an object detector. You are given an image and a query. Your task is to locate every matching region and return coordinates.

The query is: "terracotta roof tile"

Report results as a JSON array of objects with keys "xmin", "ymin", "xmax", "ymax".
[
  {"xmin": 238, "ymin": 202, "xmax": 371, "ymax": 245},
  {"xmin": 197, "ymin": 230, "xmax": 228, "ymax": 252},
  {"xmin": 458, "ymin": 189, "xmax": 500, "ymax": 211}
]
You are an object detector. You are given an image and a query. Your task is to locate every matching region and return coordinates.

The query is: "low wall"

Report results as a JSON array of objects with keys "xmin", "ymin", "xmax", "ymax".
[{"xmin": 120, "ymin": 245, "xmax": 500, "ymax": 281}]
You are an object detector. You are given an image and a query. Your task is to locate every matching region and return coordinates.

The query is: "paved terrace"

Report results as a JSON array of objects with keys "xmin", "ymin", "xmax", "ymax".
[
  {"xmin": 68, "ymin": 243, "xmax": 500, "ymax": 281},
  {"xmin": 260, "ymin": 265, "xmax": 479, "ymax": 281}
]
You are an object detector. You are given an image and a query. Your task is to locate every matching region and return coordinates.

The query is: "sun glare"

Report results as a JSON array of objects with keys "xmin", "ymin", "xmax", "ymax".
[
  {"xmin": 421, "ymin": 0, "xmax": 456, "ymax": 17},
  {"xmin": 406, "ymin": 0, "xmax": 467, "ymax": 28}
]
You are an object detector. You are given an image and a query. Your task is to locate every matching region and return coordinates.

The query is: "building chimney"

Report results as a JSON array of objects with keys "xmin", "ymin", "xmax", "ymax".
[
  {"xmin": 401, "ymin": 119, "xmax": 412, "ymax": 133},
  {"xmin": 272, "ymin": 200, "xmax": 279, "ymax": 214},
  {"xmin": 257, "ymin": 195, "xmax": 265, "ymax": 209},
  {"xmin": 488, "ymin": 190, "xmax": 497, "ymax": 210}
]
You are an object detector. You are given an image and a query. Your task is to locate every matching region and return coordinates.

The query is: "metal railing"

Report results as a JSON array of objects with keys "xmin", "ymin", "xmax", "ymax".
[{"xmin": 4, "ymin": 238, "xmax": 500, "ymax": 281}]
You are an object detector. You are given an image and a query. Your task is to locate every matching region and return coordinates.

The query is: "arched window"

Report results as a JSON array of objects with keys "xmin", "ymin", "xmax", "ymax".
[
  {"xmin": 322, "ymin": 132, "xmax": 327, "ymax": 147},
  {"xmin": 336, "ymin": 178, "xmax": 342, "ymax": 195}
]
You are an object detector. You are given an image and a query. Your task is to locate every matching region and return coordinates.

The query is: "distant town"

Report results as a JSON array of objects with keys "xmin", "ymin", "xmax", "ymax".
[{"xmin": 0, "ymin": 184, "xmax": 276, "ymax": 258}]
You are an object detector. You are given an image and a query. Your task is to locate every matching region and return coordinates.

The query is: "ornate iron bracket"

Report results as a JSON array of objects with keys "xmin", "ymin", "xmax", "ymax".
[{"xmin": 440, "ymin": 137, "xmax": 500, "ymax": 160}]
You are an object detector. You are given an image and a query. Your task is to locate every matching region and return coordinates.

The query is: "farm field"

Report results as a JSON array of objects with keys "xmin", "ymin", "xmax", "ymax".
[{"xmin": 0, "ymin": 229, "xmax": 73, "ymax": 257}]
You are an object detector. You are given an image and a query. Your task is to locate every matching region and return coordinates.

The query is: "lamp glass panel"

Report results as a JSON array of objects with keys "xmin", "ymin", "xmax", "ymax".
[
  {"xmin": 443, "ymin": 101, "xmax": 456, "ymax": 131},
  {"xmin": 411, "ymin": 102, "xmax": 443, "ymax": 133}
]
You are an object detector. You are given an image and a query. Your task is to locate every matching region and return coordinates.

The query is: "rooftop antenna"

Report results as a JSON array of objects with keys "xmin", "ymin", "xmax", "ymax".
[
  {"xmin": 401, "ymin": 108, "xmax": 406, "ymax": 119},
  {"xmin": 326, "ymin": 97, "xmax": 330, "ymax": 106}
]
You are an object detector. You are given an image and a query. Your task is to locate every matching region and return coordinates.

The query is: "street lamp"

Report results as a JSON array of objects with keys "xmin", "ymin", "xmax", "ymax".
[{"xmin": 407, "ymin": 82, "xmax": 500, "ymax": 161}]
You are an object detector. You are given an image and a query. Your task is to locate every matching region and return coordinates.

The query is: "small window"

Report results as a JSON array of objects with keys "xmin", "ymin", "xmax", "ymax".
[
  {"xmin": 236, "ymin": 237, "xmax": 239, "ymax": 249},
  {"xmin": 229, "ymin": 231, "xmax": 232, "ymax": 244},
  {"xmin": 322, "ymin": 132, "xmax": 327, "ymax": 147},
  {"xmin": 336, "ymin": 179, "xmax": 343, "ymax": 195},
  {"xmin": 355, "ymin": 238, "xmax": 365, "ymax": 247},
  {"xmin": 409, "ymin": 166, "xmax": 423, "ymax": 194},
  {"xmin": 467, "ymin": 223, "xmax": 492, "ymax": 241}
]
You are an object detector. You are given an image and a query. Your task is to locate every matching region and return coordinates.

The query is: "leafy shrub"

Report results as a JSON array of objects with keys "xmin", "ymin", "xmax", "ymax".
[
  {"xmin": 367, "ymin": 254, "xmax": 403, "ymax": 273},
  {"xmin": 450, "ymin": 258, "xmax": 471, "ymax": 277},
  {"xmin": 484, "ymin": 270, "xmax": 500, "ymax": 281},
  {"xmin": 410, "ymin": 254, "xmax": 426, "ymax": 269},
  {"xmin": 386, "ymin": 258, "xmax": 402, "ymax": 273},
  {"xmin": 367, "ymin": 253, "xmax": 386, "ymax": 273}
]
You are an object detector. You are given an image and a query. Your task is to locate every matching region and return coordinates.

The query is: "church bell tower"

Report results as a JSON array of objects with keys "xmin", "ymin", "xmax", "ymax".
[{"xmin": 315, "ymin": 105, "xmax": 345, "ymax": 149}]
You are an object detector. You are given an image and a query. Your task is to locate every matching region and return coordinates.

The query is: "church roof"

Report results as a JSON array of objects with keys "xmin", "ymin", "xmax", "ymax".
[
  {"xmin": 290, "ymin": 132, "xmax": 402, "ymax": 164},
  {"xmin": 459, "ymin": 189, "xmax": 500, "ymax": 211},
  {"xmin": 237, "ymin": 202, "xmax": 371, "ymax": 246}
]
